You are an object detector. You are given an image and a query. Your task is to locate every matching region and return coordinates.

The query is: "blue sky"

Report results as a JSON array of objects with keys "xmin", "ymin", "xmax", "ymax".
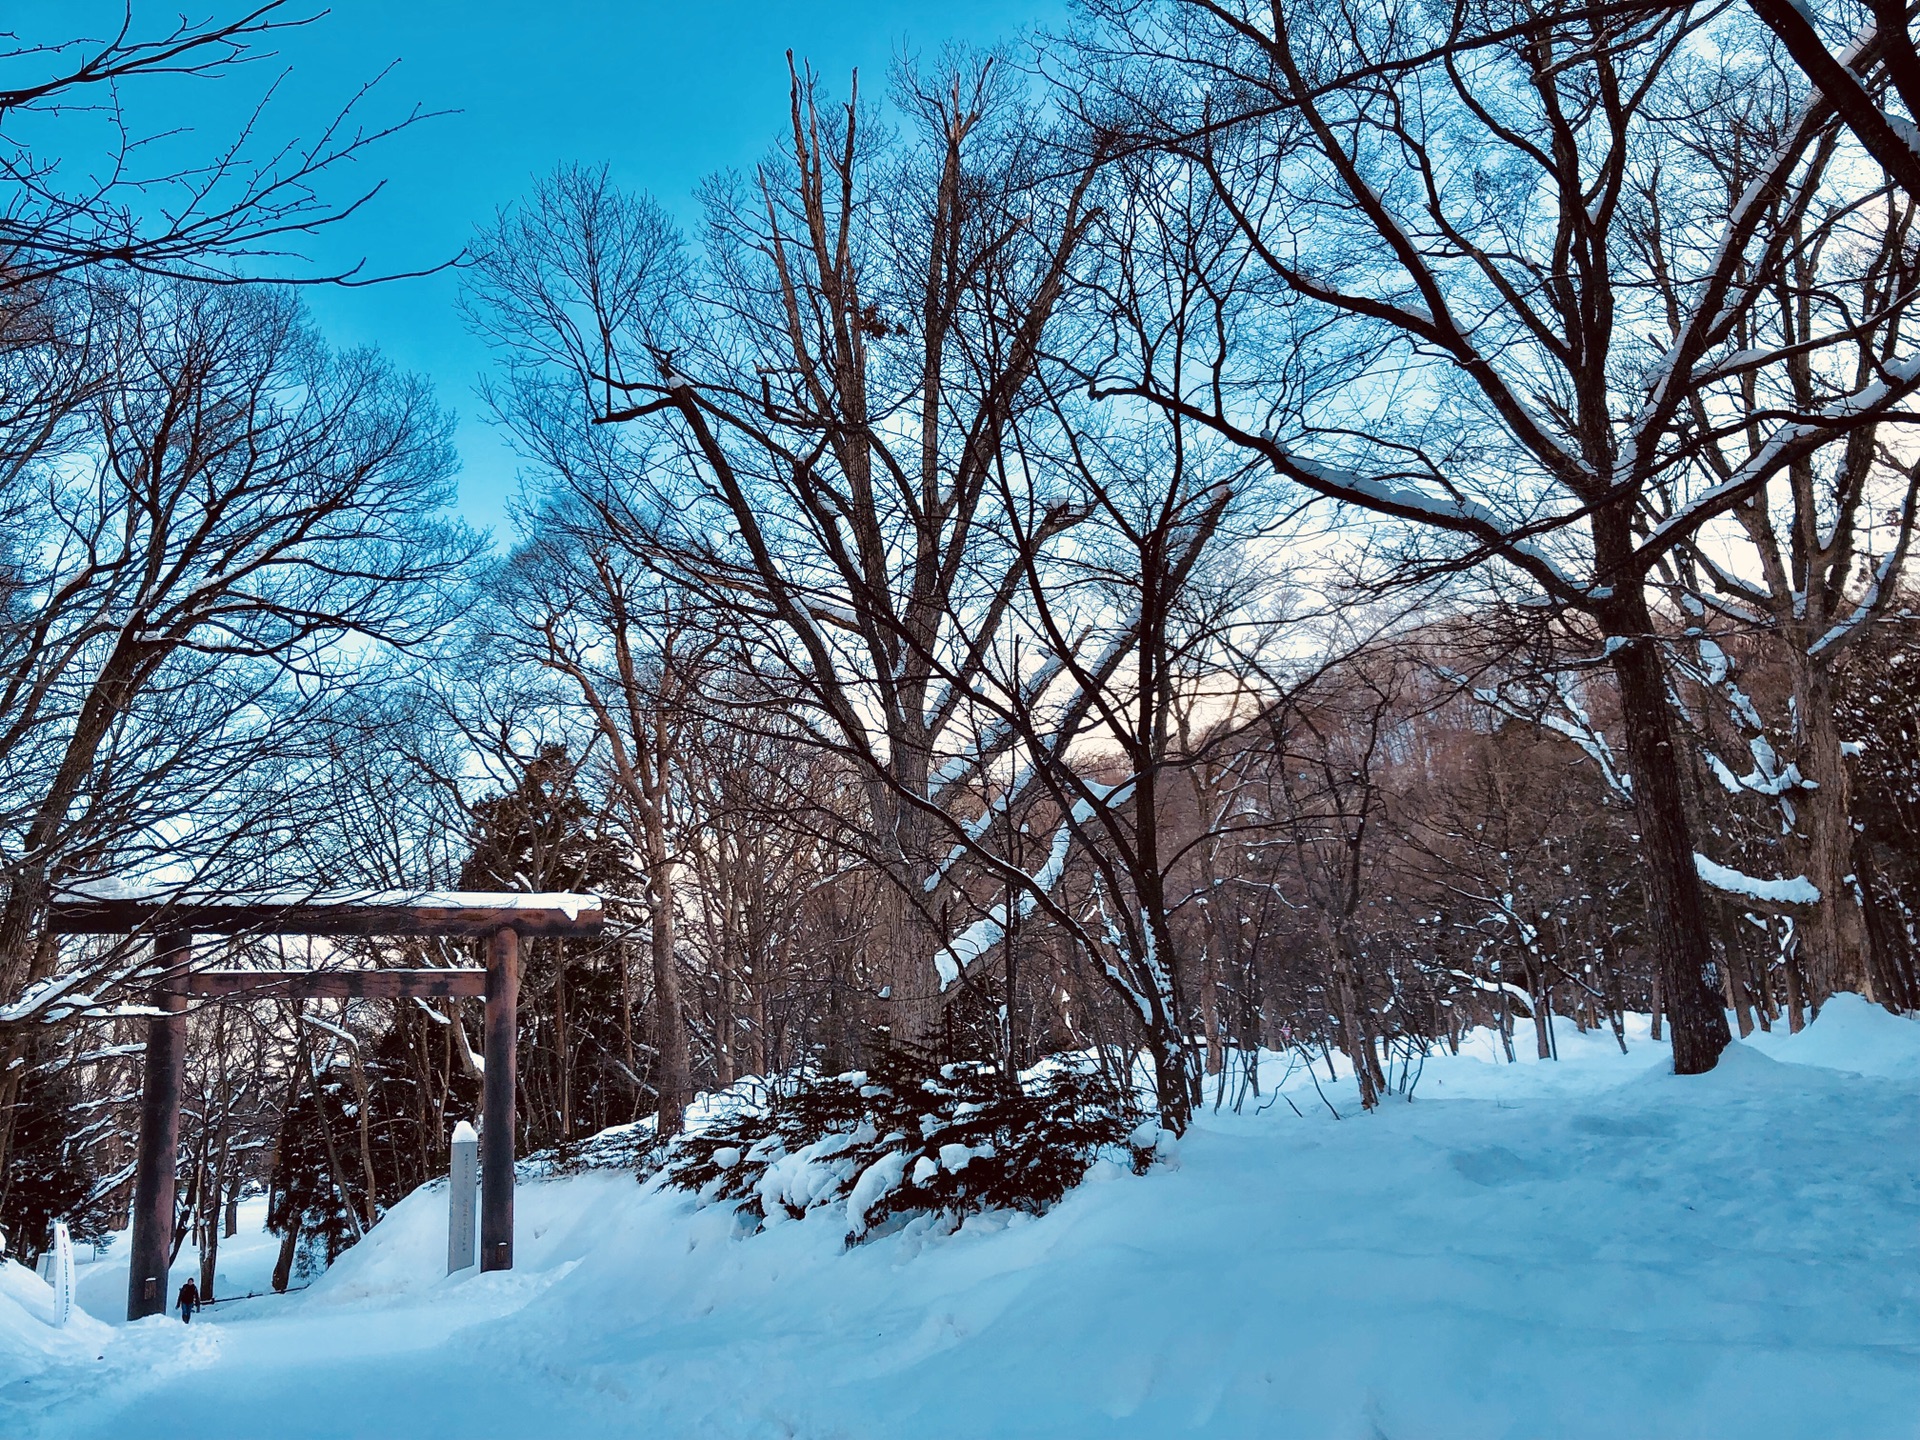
[{"xmin": 23, "ymin": 2, "xmax": 1066, "ymax": 536}]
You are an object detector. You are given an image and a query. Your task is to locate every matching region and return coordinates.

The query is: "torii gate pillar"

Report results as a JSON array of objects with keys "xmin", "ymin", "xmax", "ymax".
[
  {"xmin": 480, "ymin": 925, "xmax": 519, "ymax": 1271},
  {"xmin": 127, "ymin": 934, "xmax": 189, "ymax": 1320}
]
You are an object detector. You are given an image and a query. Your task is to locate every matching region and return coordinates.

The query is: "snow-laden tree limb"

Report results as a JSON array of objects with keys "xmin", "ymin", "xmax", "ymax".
[{"xmin": 1694, "ymin": 852, "xmax": 1820, "ymax": 911}]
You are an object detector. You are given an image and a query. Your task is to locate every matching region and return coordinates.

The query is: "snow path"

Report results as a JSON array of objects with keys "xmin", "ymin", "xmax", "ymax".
[{"xmin": 5, "ymin": 1000, "xmax": 1918, "ymax": 1438}]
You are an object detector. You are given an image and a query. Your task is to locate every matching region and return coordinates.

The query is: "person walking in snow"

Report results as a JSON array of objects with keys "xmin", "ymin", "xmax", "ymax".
[{"xmin": 176, "ymin": 1278, "xmax": 199, "ymax": 1323}]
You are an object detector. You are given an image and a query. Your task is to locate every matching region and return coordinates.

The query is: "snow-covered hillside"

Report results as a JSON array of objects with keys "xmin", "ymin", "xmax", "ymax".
[{"xmin": 4, "ymin": 1001, "xmax": 1917, "ymax": 1439}]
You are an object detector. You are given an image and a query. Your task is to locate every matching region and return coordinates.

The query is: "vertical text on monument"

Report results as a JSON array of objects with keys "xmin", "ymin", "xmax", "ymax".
[{"xmin": 448, "ymin": 1121, "xmax": 478, "ymax": 1273}]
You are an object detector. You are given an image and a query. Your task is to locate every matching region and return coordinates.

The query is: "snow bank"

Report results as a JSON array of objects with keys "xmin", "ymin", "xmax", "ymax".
[
  {"xmin": 0, "ymin": 1256, "xmax": 110, "ymax": 1392},
  {"xmin": 1744, "ymin": 991, "xmax": 1920, "ymax": 1079},
  {"xmin": 8, "ymin": 1002, "xmax": 1919, "ymax": 1439}
]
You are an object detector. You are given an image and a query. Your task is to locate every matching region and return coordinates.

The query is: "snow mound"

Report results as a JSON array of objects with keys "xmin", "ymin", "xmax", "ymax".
[
  {"xmin": 0, "ymin": 1257, "xmax": 109, "ymax": 1390},
  {"xmin": 1744, "ymin": 992, "xmax": 1920, "ymax": 1079},
  {"xmin": 297, "ymin": 1169, "xmax": 632, "ymax": 1312}
]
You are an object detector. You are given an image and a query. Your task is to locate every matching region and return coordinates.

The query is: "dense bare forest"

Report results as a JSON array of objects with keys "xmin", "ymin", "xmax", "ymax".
[{"xmin": 3, "ymin": 0, "xmax": 1918, "ymax": 1286}]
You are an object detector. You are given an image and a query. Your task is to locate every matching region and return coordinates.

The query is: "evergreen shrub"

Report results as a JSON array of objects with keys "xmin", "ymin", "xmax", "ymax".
[{"xmin": 664, "ymin": 1048, "xmax": 1151, "ymax": 1243}]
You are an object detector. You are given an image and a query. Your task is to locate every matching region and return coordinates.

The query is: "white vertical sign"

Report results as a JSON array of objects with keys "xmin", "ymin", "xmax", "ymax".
[
  {"xmin": 51, "ymin": 1219, "xmax": 74, "ymax": 1327},
  {"xmin": 448, "ymin": 1121, "xmax": 478, "ymax": 1274}
]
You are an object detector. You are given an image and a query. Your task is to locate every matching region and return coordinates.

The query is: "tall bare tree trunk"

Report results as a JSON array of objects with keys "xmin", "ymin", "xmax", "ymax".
[
  {"xmin": 199, "ymin": 1167, "xmax": 221, "ymax": 1300},
  {"xmin": 617, "ymin": 938, "xmax": 637, "ymax": 1116},
  {"xmin": 1782, "ymin": 922, "xmax": 1808, "ymax": 1032},
  {"xmin": 873, "ymin": 759, "xmax": 945, "ymax": 1055},
  {"xmin": 201, "ymin": 1060, "xmax": 233, "ymax": 1299},
  {"xmin": 268, "ymin": 1048, "xmax": 306, "ymax": 1293},
  {"xmin": 1330, "ymin": 934, "xmax": 1380, "ymax": 1109},
  {"xmin": 1854, "ymin": 837, "xmax": 1917, "ymax": 1010},
  {"xmin": 1792, "ymin": 660, "xmax": 1873, "ymax": 1003},
  {"xmin": 1604, "ymin": 616, "xmax": 1732, "ymax": 1075},
  {"xmin": 714, "ymin": 961, "xmax": 736, "ymax": 1089},
  {"xmin": 348, "ymin": 1041, "xmax": 378, "ymax": 1231},
  {"xmin": 1714, "ymin": 904, "xmax": 1756, "ymax": 1038},
  {"xmin": 641, "ymin": 795, "xmax": 689, "ymax": 1138},
  {"xmin": 271, "ymin": 1222, "xmax": 300, "ymax": 1294},
  {"xmin": 553, "ymin": 947, "xmax": 572, "ymax": 1139}
]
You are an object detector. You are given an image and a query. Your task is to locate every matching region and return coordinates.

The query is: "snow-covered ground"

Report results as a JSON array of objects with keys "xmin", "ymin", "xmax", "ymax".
[{"xmin": 4, "ymin": 999, "xmax": 1917, "ymax": 1439}]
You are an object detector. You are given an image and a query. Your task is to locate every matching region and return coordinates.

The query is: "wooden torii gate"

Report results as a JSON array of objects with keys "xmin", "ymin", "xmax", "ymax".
[{"xmin": 47, "ymin": 890, "xmax": 604, "ymax": 1320}]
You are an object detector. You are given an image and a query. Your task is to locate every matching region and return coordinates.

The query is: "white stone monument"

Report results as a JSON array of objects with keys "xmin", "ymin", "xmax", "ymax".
[
  {"xmin": 448, "ymin": 1120, "xmax": 479, "ymax": 1274},
  {"xmin": 51, "ymin": 1219, "xmax": 74, "ymax": 1326}
]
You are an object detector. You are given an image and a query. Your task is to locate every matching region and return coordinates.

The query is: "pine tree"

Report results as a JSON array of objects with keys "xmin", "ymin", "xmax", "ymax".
[
  {"xmin": 0, "ymin": 1043, "xmax": 102, "ymax": 1262},
  {"xmin": 460, "ymin": 746, "xmax": 644, "ymax": 1149}
]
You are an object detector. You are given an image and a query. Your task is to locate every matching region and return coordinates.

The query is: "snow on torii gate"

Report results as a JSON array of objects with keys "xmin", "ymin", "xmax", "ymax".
[{"xmin": 47, "ymin": 889, "xmax": 604, "ymax": 1321}]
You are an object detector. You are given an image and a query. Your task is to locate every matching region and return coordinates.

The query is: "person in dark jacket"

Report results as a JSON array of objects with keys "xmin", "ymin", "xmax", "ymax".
[{"xmin": 176, "ymin": 1278, "xmax": 199, "ymax": 1323}]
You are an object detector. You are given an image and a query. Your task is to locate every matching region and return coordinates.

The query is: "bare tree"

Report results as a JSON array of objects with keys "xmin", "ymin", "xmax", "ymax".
[
  {"xmin": 1640, "ymin": 67, "xmax": 1920, "ymax": 1005},
  {"xmin": 466, "ymin": 56, "xmax": 1105, "ymax": 1051},
  {"xmin": 1069, "ymin": 0, "xmax": 1920, "ymax": 1072},
  {"xmin": 484, "ymin": 513, "xmax": 701, "ymax": 1137},
  {"xmin": 0, "ymin": 281, "xmax": 471, "ymax": 1183},
  {"xmin": 1735, "ymin": 0, "xmax": 1920, "ymax": 198},
  {"xmin": 0, "ymin": 3, "xmax": 435, "ymax": 291}
]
